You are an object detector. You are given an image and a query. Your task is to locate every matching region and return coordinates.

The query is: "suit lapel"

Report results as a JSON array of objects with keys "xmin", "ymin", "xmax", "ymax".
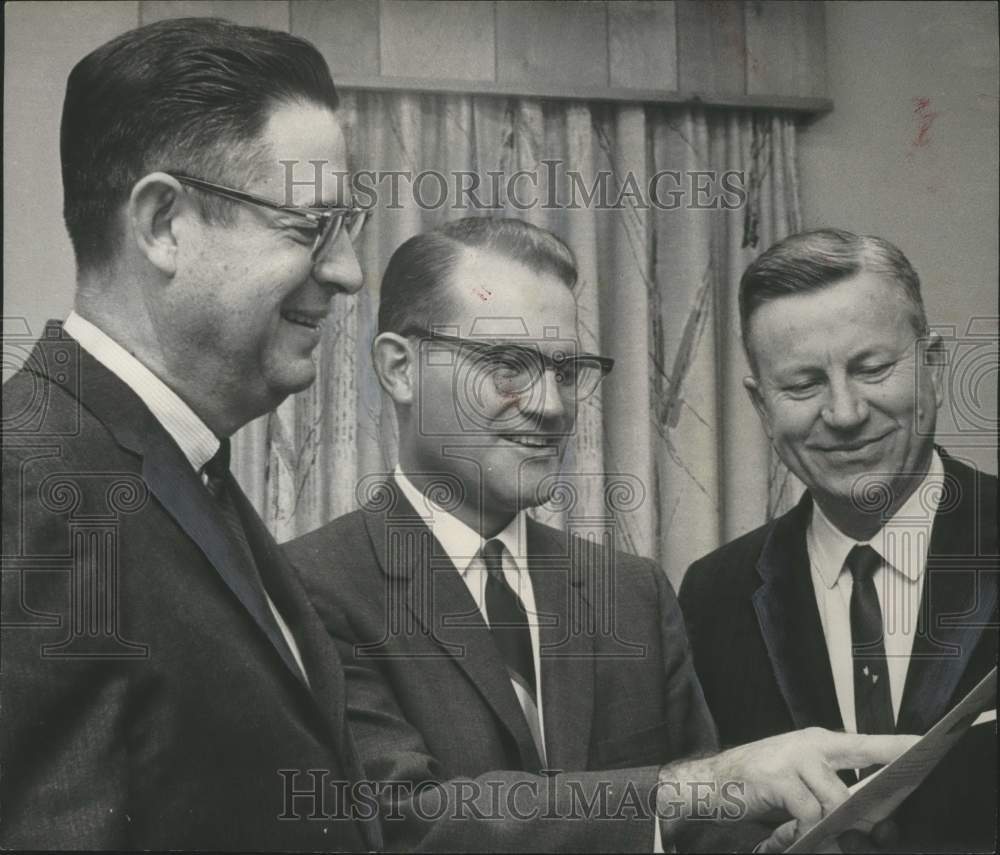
[
  {"xmin": 752, "ymin": 494, "xmax": 844, "ymax": 732},
  {"xmin": 527, "ymin": 520, "xmax": 594, "ymax": 772},
  {"xmin": 36, "ymin": 327, "xmax": 310, "ymax": 688},
  {"xmin": 141, "ymin": 446, "xmax": 309, "ymax": 685},
  {"xmin": 362, "ymin": 483, "xmax": 543, "ymax": 771},
  {"xmin": 897, "ymin": 456, "xmax": 999, "ymax": 734}
]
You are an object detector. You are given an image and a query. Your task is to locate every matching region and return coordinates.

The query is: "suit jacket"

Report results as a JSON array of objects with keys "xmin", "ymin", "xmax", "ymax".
[
  {"xmin": 1, "ymin": 323, "xmax": 380, "ymax": 851},
  {"xmin": 284, "ymin": 480, "xmax": 732, "ymax": 852},
  {"xmin": 679, "ymin": 453, "xmax": 999, "ymax": 852}
]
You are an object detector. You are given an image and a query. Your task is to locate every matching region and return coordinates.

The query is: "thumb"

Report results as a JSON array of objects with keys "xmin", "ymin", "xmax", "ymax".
[{"xmin": 757, "ymin": 819, "xmax": 801, "ymax": 853}]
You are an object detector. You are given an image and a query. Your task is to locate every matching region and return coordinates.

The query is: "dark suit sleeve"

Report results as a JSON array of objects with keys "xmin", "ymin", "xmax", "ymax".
[
  {"xmin": 651, "ymin": 563, "xmax": 773, "ymax": 853},
  {"xmin": 677, "ymin": 560, "xmax": 709, "ymax": 674},
  {"xmin": 650, "ymin": 562, "xmax": 718, "ymax": 759},
  {"xmin": 332, "ymin": 617, "xmax": 662, "ymax": 852},
  {"xmin": 1, "ymin": 445, "xmax": 129, "ymax": 849}
]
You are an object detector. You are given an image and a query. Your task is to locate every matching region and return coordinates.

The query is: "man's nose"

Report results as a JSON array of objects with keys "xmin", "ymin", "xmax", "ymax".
[
  {"xmin": 821, "ymin": 375, "xmax": 869, "ymax": 429},
  {"xmin": 312, "ymin": 227, "xmax": 364, "ymax": 294},
  {"xmin": 523, "ymin": 367, "xmax": 569, "ymax": 425}
]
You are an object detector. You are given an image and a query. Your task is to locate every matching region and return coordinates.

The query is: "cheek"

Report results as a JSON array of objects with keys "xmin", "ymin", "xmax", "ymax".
[
  {"xmin": 870, "ymin": 378, "xmax": 920, "ymax": 423},
  {"xmin": 767, "ymin": 402, "xmax": 815, "ymax": 445}
]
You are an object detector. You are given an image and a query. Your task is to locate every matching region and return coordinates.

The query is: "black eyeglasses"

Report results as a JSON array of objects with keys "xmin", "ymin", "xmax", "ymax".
[
  {"xmin": 402, "ymin": 327, "xmax": 614, "ymax": 402},
  {"xmin": 170, "ymin": 173, "xmax": 371, "ymax": 259}
]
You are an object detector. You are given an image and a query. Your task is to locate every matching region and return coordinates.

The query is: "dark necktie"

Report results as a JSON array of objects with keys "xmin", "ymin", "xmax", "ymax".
[
  {"xmin": 481, "ymin": 539, "xmax": 544, "ymax": 763},
  {"xmin": 847, "ymin": 544, "xmax": 895, "ymax": 777},
  {"xmin": 203, "ymin": 440, "xmax": 294, "ymax": 665}
]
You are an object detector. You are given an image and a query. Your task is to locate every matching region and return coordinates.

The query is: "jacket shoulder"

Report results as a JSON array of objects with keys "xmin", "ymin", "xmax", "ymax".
[
  {"xmin": 3, "ymin": 364, "xmax": 129, "ymax": 467},
  {"xmin": 940, "ymin": 454, "xmax": 998, "ymax": 552},
  {"xmin": 528, "ymin": 518, "xmax": 664, "ymax": 600},
  {"xmin": 282, "ymin": 508, "xmax": 370, "ymax": 570},
  {"xmin": 680, "ymin": 515, "xmax": 781, "ymax": 608}
]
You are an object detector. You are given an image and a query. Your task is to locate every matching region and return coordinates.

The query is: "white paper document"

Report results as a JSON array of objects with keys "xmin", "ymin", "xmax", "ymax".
[{"xmin": 787, "ymin": 667, "xmax": 997, "ymax": 853}]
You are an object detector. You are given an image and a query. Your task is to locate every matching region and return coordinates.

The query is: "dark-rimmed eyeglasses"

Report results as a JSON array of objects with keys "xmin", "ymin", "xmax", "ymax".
[
  {"xmin": 170, "ymin": 173, "xmax": 370, "ymax": 259},
  {"xmin": 401, "ymin": 327, "xmax": 614, "ymax": 401}
]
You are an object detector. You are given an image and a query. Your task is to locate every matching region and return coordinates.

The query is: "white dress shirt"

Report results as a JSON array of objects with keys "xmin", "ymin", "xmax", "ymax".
[
  {"xmin": 64, "ymin": 311, "xmax": 309, "ymax": 683},
  {"xmin": 807, "ymin": 451, "xmax": 945, "ymax": 731}
]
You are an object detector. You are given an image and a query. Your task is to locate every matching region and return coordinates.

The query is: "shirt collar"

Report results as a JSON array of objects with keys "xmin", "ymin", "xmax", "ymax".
[
  {"xmin": 393, "ymin": 466, "xmax": 527, "ymax": 578},
  {"xmin": 808, "ymin": 450, "xmax": 944, "ymax": 589},
  {"xmin": 64, "ymin": 311, "xmax": 220, "ymax": 472}
]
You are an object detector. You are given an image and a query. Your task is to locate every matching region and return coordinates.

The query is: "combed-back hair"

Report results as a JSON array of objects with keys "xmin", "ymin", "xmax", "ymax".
[
  {"xmin": 739, "ymin": 228, "xmax": 928, "ymax": 365},
  {"xmin": 61, "ymin": 16, "xmax": 338, "ymax": 271},
  {"xmin": 377, "ymin": 216, "xmax": 578, "ymax": 335}
]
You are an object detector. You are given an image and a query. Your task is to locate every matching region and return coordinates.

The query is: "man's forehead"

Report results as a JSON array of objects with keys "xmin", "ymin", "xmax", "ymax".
[
  {"xmin": 750, "ymin": 317, "xmax": 915, "ymax": 376},
  {"xmin": 255, "ymin": 101, "xmax": 348, "ymax": 206},
  {"xmin": 443, "ymin": 247, "xmax": 578, "ymax": 335},
  {"xmin": 751, "ymin": 274, "xmax": 917, "ymax": 339}
]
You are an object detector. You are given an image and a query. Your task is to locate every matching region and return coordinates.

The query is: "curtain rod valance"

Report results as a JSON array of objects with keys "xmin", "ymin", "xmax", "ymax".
[{"xmin": 337, "ymin": 76, "xmax": 832, "ymax": 118}]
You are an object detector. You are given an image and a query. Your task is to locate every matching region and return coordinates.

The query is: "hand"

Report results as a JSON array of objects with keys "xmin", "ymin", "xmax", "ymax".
[
  {"xmin": 756, "ymin": 819, "xmax": 803, "ymax": 853},
  {"xmin": 756, "ymin": 817, "xmax": 900, "ymax": 853},
  {"xmin": 657, "ymin": 728, "xmax": 917, "ymax": 833},
  {"xmin": 839, "ymin": 819, "xmax": 900, "ymax": 852}
]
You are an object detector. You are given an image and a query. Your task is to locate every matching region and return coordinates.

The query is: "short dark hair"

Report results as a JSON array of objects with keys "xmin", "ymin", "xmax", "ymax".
[
  {"xmin": 377, "ymin": 217, "xmax": 578, "ymax": 334},
  {"xmin": 61, "ymin": 17, "xmax": 338, "ymax": 272},
  {"xmin": 739, "ymin": 228, "xmax": 928, "ymax": 365}
]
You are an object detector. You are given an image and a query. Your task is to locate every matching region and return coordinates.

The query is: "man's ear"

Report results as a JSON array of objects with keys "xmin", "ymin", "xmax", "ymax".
[
  {"xmin": 743, "ymin": 375, "xmax": 772, "ymax": 437},
  {"xmin": 372, "ymin": 333, "xmax": 416, "ymax": 405},
  {"xmin": 921, "ymin": 330, "xmax": 947, "ymax": 410},
  {"xmin": 127, "ymin": 172, "xmax": 186, "ymax": 276}
]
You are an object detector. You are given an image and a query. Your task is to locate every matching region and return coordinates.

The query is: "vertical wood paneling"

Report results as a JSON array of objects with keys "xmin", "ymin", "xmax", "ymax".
[
  {"xmin": 140, "ymin": 0, "xmax": 289, "ymax": 29},
  {"xmin": 745, "ymin": 0, "xmax": 826, "ymax": 97},
  {"xmin": 292, "ymin": 0, "xmax": 380, "ymax": 78},
  {"xmin": 675, "ymin": 0, "xmax": 746, "ymax": 95},
  {"xmin": 608, "ymin": 0, "xmax": 678, "ymax": 91},
  {"xmin": 380, "ymin": 0, "xmax": 494, "ymax": 81},
  {"xmin": 496, "ymin": 0, "xmax": 608, "ymax": 88}
]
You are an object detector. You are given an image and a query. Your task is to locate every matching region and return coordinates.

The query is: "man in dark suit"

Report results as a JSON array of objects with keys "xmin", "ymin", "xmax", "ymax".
[
  {"xmin": 286, "ymin": 217, "xmax": 916, "ymax": 852},
  {"xmin": 1, "ymin": 18, "xmax": 379, "ymax": 850},
  {"xmin": 680, "ymin": 228, "xmax": 998, "ymax": 852}
]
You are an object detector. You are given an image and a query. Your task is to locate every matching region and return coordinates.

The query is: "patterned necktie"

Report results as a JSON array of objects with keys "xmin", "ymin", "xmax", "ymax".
[
  {"xmin": 847, "ymin": 544, "xmax": 895, "ymax": 778},
  {"xmin": 481, "ymin": 538, "xmax": 544, "ymax": 764}
]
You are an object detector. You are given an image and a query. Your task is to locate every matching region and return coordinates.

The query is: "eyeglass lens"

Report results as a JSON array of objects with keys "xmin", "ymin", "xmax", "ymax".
[
  {"xmin": 478, "ymin": 347, "xmax": 603, "ymax": 400},
  {"xmin": 312, "ymin": 208, "xmax": 369, "ymax": 258}
]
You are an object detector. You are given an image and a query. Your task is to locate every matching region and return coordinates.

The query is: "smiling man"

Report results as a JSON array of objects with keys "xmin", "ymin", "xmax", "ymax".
[
  {"xmin": 286, "ymin": 218, "xmax": 918, "ymax": 852},
  {"xmin": 680, "ymin": 228, "xmax": 998, "ymax": 852},
  {"xmin": 1, "ymin": 17, "xmax": 377, "ymax": 851}
]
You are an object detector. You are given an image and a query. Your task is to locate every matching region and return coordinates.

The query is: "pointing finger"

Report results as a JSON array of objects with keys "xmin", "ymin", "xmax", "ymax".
[{"xmin": 820, "ymin": 732, "xmax": 919, "ymax": 769}]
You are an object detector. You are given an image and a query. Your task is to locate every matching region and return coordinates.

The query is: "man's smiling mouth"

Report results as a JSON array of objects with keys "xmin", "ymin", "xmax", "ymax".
[
  {"xmin": 282, "ymin": 310, "xmax": 324, "ymax": 330},
  {"xmin": 500, "ymin": 435, "xmax": 559, "ymax": 449},
  {"xmin": 816, "ymin": 431, "xmax": 893, "ymax": 453}
]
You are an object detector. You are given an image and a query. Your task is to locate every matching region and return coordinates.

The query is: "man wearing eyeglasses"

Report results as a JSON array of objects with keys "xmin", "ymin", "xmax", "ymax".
[
  {"xmin": 285, "ymin": 217, "xmax": 917, "ymax": 852},
  {"xmin": 1, "ymin": 17, "xmax": 377, "ymax": 851}
]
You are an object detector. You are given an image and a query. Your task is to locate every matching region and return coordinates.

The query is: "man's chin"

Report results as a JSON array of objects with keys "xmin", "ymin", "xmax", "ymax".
[{"xmin": 270, "ymin": 364, "xmax": 318, "ymax": 398}]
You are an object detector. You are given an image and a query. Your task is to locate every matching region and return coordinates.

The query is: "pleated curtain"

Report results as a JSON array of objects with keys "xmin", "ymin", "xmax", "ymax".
[{"xmin": 232, "ymin": 90, "xmax": 804, "ymax": 586}]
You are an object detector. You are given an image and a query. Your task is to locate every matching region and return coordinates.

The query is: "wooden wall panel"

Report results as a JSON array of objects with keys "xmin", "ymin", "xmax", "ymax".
[
  {"xmin": 140, "ymin": 0, "xmax": 289, "ymax": 29},
  {"xmin": 675, "ymin": 0, "xmax": 746, "ymax": 95},
  {"xmin": 380, "ymin": 0, "xmax": 494, "ymax": 81},
  {"xmin": 126, "ymin": 0, "xmax": 828, "ymax": 113},
  {"xmin": 292, "ymin": 0, "xmax": 379, "ymax": 78},
  {"xmin": 496, "ymin": 0, "xmax": 608, "ymax": 88},
  {"xmin": 745, "ymin": 0, "xmax": 826, "ymax": 97},
  {"xmin": 608, "ymin": 0, "xmax": 678, "ymax": 91}
]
